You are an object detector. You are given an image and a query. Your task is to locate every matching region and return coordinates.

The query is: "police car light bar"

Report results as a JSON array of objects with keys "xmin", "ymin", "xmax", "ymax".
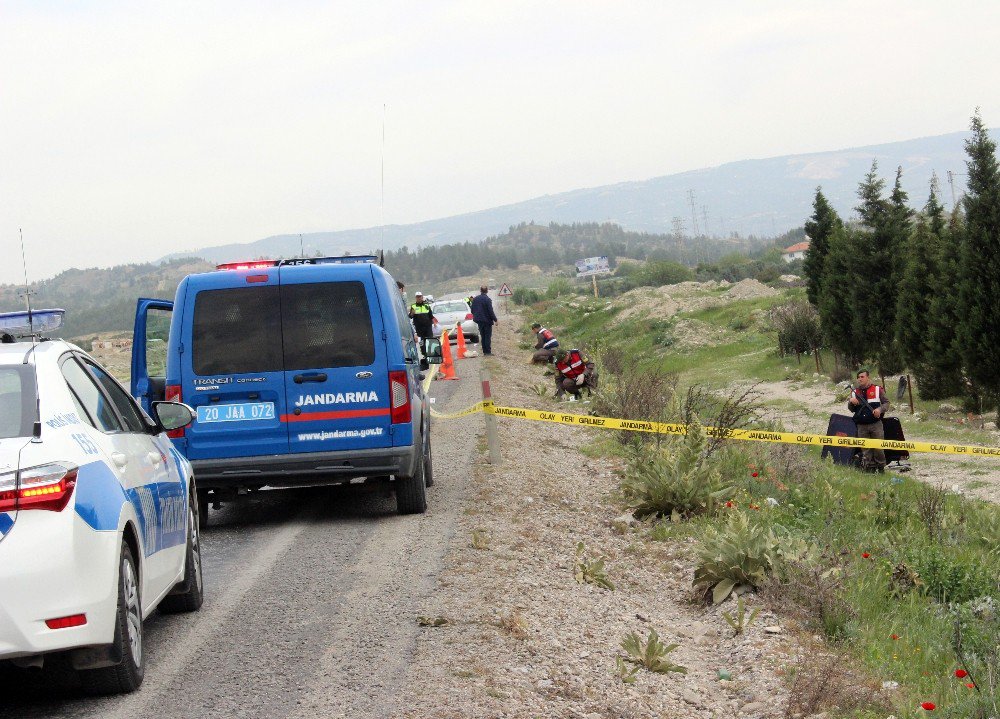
[
  {"xmin": 0, "ymin": 309, "xmax": 65, "ymax": 336},
  {"xmin": 215, "ymin": 261, "xmax": 279, "ymax": 271},
  {"xmin": 215, "ymin": 256, "xmax": 378, "ymax": 271}
]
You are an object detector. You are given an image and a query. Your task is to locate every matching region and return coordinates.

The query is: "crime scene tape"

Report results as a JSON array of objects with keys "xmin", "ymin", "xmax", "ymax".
[
  {"xmin": 430, "ymin": 400, "xmax": 493, "ymax": 420},
  {"xmin": 429, "ymin": 400, "xmax": 1000, "ymax": 458}
]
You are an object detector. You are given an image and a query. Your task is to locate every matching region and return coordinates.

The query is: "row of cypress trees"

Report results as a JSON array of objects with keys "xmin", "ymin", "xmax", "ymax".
[{"xmin": 803, "ymin": 112, "xmax": 1000, "ymax": 409}]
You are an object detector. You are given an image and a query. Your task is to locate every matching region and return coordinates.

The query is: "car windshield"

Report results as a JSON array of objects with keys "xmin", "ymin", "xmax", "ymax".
[
  {"xmin": 433, "ymin": 302, "xmax": 468, "ymax": 314},
  {"xmin": 0, "ymin": 366, "xmax": 36, "ymax": 440}
]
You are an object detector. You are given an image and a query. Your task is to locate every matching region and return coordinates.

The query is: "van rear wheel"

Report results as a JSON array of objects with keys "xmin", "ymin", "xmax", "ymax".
[{"xmin": 395, "ymin": 443, "xmax": 428, "ymax": 514}]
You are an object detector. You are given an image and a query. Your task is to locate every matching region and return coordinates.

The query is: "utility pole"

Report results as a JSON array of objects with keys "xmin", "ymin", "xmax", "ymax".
[
  {"xmin": 946, "ymin": 170, "xmax": 967, "ymax": 211},
  {"xmin": 687, "ymin": 189, "xmax": 700, "ymax": 237},
  {"xmin": 701, "ymin": 205, "xmax": 710, "ymax": 238}
]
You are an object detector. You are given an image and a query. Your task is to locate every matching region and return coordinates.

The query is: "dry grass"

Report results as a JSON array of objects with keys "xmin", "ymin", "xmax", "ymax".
[{"xmin": 783, "ymin": 649, "xmax": 890, "ymax": 717}]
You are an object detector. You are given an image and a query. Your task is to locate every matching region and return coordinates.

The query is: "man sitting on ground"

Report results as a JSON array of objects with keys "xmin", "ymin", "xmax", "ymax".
[
  {"xmin": 553, "ymin": 348, "xmax": 597, "ymax": 401},
  {"xmin": 530, "ymin": 322, "xmax": 559, "ymax": 363}
]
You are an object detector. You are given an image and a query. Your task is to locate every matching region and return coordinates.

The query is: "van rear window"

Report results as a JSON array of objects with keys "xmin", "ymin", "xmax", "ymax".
[
  {"xmin": 281, "ymin": 282, "xmax": 375, "ymax": 370},
  {"xmin": 192, "ymin": 287, "xmax": 283, "ymax": 375}
]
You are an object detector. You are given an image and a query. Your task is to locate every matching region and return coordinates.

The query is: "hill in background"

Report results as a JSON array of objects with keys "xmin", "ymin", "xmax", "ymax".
[
  {"xmin": 161, "ymin": 129, "xmax": 981, "ymax": 266},
  {"xmin": 0, "ymin": 258, "xmax": 213, "ymax": 340}
]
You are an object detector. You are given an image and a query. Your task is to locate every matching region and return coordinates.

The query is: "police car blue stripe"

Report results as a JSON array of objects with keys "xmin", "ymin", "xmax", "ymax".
[
  {"xmin": 74, "ymin": 460, "xmax": 186, "ymax": 557},
  {"xmin": 0, "ymin": 512, "xmax": 13, "ymax": 536},
  {"xmin": 74, "ymin": 460, "xmax": 127, "ymax": 532}
]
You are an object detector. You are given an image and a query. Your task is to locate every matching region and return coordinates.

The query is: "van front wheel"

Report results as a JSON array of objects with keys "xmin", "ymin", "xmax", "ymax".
[{"xmin": 395, "ymin": 446, "xmax": 428, "ymax": 515}]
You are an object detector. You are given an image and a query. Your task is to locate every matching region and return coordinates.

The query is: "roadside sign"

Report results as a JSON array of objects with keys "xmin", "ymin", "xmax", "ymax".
[
  {"xmin": 498, "ymin": 283, "xmax": 513, "ymax": 296},
  {"xmin": 575, "ymin": 256, "xmax": 611, "ymax": 277}
]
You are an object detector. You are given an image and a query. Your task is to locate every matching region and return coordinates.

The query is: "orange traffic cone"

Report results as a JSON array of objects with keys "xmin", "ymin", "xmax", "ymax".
[
  {"xmin": 437, "ymin": 330, "xmax": 459, "ymax": 380},
  {"xmin": 455, "ymin": 323, "xmax": 468, "ymax": 359}
]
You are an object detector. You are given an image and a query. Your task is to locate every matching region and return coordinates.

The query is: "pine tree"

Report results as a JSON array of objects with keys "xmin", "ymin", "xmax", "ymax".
[
  {"xmin": 922, "ymin": 207, "xmax": 966, "ymax": 399},
  {"xmin": 817, "ymin": 223, "xmax": 863, "ymax": 366},
  {"xmin": 802, "ymin": 188, "xmax": 840, "ymax": 306},
  {"xmin": 852, "ymin": 160, "xmax": 906, "ymax": 373},
  {"xmin": 895, "ymin": 213, "xmax": 934, "ymax": 368},
  {"xmin": 958, "ymin": 112, "xmax": 1000, "ymax": 406}
]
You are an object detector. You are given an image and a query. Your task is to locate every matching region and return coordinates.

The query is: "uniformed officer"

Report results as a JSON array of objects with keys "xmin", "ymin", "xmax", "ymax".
[{"xmin": 408, "ymin": 291, "xmax": 436, "ymax": 341}]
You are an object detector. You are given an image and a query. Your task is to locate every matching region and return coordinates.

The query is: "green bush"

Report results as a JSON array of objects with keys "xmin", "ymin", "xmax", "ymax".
[
  {"xmin": 512, "ymin": 287, "xmax": 542, "ymax": 305},
  {"xmin": 907, "ymin": 545, "xmax": 998, "ymax": 604},
  {"xmin": 545, "ymin": 277, "xmax": 573, "ymax": 299},
  {"xmin": 622, "ymin": 420, "xmax": 732, "ymax": 519},
  {"xmin": 693, "ymin": 511, "xmax": 779, "ymax": 604}
]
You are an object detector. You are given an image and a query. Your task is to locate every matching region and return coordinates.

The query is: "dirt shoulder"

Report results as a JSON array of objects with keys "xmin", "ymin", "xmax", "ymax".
[{"xmin": 396, "ymin": 314, "xmax": 799, "ymax": 719}]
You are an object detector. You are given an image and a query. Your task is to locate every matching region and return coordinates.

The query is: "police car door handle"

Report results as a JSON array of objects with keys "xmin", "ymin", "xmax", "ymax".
[
  {"xmin": 111, "ymin": 452, "xmax": 129, "ymax": 469},
  {"xmin": 293, "ymin": 372, "xmax": 328, "ymax": 384}
]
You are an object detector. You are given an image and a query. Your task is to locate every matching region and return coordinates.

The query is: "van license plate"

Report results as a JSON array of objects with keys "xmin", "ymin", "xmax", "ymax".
[{"xmin": 197, "ymin": 402, "xmax": 275, "ymax": 423}]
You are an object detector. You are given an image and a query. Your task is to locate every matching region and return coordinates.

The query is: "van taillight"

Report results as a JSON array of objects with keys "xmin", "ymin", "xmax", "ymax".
[
  {"xmin": 165, "ymin": 384, "xmax": 184, "ymax": 438},
  {"xmin": 0, "ymin": 463, "xmax": 78, "ymax": 513},
  {"xmin": 389, "ymin": 371, "xmax": 411, "ymax": 424}
]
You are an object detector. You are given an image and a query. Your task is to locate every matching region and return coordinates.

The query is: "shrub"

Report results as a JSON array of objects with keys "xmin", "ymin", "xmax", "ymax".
[
  {"xmin": 592, "ymin": 352, "xmax": 677, "ymax": 447},
  {"xmin": 772, "ymin": 300, "xmax": 822, "ymax": 361},
  {"xmin": 622, "ymin": 420, "xmax": 732, "ymax": 520},
  {"xmin": 907, "ymin": 545, "xmax": 998, "ymax": 604},
  {"xmin": 512, "ymin": 287, "xmax": 541, "ymax": 305},
  {"xmin": 765, "ymin": 560, "xmax": 855, "ymax": 640},
  {"xmin": 693, "ymin": 511, "xmax": 779, "ymax": 604},
  {"xmin": 545, "ymin": 277, "xmax": 573, "ymax": 299}
]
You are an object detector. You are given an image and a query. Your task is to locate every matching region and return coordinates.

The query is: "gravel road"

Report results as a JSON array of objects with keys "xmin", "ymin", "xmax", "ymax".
[{"xmin": 0, "ymin": 359, "xmax": 485, "ymax": 719}]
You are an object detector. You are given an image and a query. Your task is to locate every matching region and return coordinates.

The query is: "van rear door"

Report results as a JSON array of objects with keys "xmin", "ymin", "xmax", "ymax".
[
  {"xmin": 181, "ymin": 268, "xmax": 289, "ymax": 459},
  {"xmin": 131, "ymin": 298, "xmax": 173, "ymax": 414},
  {"xmin": 279, "ymin": 265, "xmax": 393, "ymax": 453}
]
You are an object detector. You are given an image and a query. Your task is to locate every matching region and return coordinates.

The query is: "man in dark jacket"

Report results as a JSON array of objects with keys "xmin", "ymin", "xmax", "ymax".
[
  {"xmin": 470, "ymin": 286, "xmax": 498, "ymax": 355},
  {"xmin": 847, "ymin": 369, "xmax": 890, "ymax": 472}
]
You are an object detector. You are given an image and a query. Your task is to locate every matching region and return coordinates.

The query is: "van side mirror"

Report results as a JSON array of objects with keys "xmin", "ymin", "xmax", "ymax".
[
  {"xmin": 422, "ymin": 338, "xmax": 444, "ymax": 365},
  {"xmin": 152, "ymin": 401, "xmax": 195, "ymax": 432}
]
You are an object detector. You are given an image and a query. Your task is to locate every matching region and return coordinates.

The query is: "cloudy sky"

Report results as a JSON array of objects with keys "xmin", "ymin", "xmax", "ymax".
[{"xmin": 2, "ymin": 1, "xmax": 999, "ymax": 283}]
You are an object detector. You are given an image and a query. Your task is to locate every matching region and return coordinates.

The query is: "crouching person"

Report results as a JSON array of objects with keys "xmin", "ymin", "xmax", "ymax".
[
  {"xmin": 554, "ymin": 348, "xmax": 597, "ymax": 401},
  {"xmin": 530, "ymin": 322, "xmax": 559, "ymax": 363}
]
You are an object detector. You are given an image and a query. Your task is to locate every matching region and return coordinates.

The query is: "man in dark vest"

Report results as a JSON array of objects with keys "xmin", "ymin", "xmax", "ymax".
[
  {"xmin": 470, "ymin": 286, "xmax": 498, "ymax": 355},
  {"xmin": 847, "ymin": 368, "xmax": 890, "ymax": 472}
]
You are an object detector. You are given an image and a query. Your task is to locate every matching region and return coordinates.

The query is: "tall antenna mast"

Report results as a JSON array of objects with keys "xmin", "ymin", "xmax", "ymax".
[
  {"xmin": 380, "ymin": 103, "xmax": 386, "ymax": 257},
  {"xmin": 19, "ymin": 228, "xmax": 35, "ymax": 335}
]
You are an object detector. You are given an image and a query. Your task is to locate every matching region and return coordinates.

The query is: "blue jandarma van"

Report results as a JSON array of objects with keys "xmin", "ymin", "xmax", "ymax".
[{"xmin": 130, "ymin": 256, "xmax": 433, "ymax": 521}]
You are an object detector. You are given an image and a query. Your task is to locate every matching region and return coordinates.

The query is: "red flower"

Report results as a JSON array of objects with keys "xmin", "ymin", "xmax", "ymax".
[
  {"xmin": 966, "ymin": 682, "xmax": 976, "ymax": 689},
  {"xmin": 862, "ymin": 552, "xmax": 871, "ymax": 559},
  {"xmin": 921, "ymin": 702, "xmax": 936, "ymax": 710},
  {"xmin": 725, "ymin": 501, "xmax": 734, "ymax": 508},
  {"xmin": 890, "ymin": 634, "xmax": 899, "ymax": 640},
  {"xmin": 955, "ymin": 669, "xmax": 968, "ymax": 678},
  {"xmin": 751, "ymin": 471, "xmax": 759, "ymax": 477}
]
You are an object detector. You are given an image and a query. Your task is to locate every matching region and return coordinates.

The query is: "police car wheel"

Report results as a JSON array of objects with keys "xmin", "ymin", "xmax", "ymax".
[
  {"xmin": 160, "ymin": 503, "xmax": 205, "ymax": 613},
  {"xmin": 80, "ymin": 544, "xmax": 145, "ymax": 695},
  {"xmin": 395, "ymin": 441, "xmax": 428, "ymax": 515}
]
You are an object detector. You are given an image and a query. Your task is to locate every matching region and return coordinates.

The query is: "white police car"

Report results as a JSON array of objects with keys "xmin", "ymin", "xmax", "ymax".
[{"xmin": 0, "ymin": 310, "xmax": 202, "ymax": 695}]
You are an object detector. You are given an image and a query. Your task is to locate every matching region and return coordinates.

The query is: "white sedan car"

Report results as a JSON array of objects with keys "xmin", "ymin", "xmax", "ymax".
[
  {"xmin": 0, "ymin": 312, "xmax": 201, "ymax": 695},
  {"xmin": 431, "ymin": 299, "xmax": 479, "ymax": 343}
]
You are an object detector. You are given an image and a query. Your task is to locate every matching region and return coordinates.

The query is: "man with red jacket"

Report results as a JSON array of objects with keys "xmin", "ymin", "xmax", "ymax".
[
  {"xmin": 847, "ymin": 369, "xmax": 891, "ymax": 472},
  {"xmin": 554, "ymin": 348, "xmax": 596, "ymax": 401}
]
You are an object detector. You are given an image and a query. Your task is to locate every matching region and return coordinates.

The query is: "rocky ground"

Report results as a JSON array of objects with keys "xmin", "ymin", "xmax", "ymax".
[{"xmin": 396, "ymin": 313, "xmax": 802, "ymax": 719}]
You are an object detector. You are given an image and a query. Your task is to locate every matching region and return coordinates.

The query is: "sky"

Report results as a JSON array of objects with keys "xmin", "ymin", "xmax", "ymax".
[{"xmin": 3, "ymin": 1, "xmax": 1000, "ymax": 284}]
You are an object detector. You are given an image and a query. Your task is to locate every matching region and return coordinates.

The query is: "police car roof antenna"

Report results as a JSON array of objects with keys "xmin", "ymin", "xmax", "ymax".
[{"xmin": 18, "ymin": 228, "xmax": 43, "ymax": 441}]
